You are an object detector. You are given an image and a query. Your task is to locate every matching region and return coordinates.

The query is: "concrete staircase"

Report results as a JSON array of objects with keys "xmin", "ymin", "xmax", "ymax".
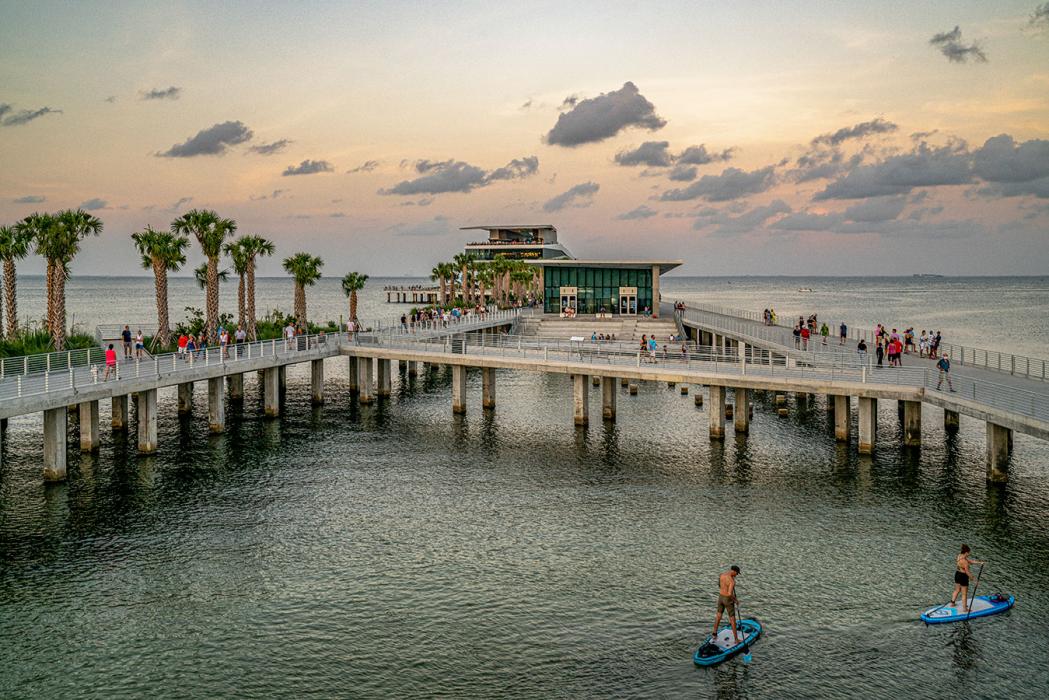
[{"xmin": 515, "ymin": 315, "xmax": 679, "ymax": 342}]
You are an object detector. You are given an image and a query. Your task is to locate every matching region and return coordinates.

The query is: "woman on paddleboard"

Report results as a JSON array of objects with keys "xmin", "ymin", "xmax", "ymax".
[{"xmin": 951, "ymin": 544, "xmax": 985, "ymax": 613}]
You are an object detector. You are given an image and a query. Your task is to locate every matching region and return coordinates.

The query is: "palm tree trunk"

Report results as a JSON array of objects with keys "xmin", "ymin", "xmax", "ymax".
[
  {"xmin": 153, "ymin": 259, "xmax": 171, "ymax": 348},
  {"xmin": 247, "ymin": 260, "xmax": 258, "ymax": 341},
  {"xmin": 237, "ymin": 271, "xmax": 246, "ymax": 330},
  {"xmin": 53, "ymin": 265, "xmax": 67, "ymax": 351},
  {"xmin": 438, "ymin": 278, "xmax": 446, "ymax": 306},
  {"xmin": 480, "ymin": 281, "xmax": 486, "ymax": 308},
  {"xmin": 3, "ymin": 258, "xmax": 17, "ymax": 338},
  {"xmin": 206, "ymin": 255, "xmax": 219, "ymax": 344},
  {"xmin": 460, "ymin": 265, "xmax": 468, "ymax": 302},
  {"xmin": 350, "ymin": 291, "xmax": 358, "ymax": 321},
  {"xmin": 45, "ymin": 260, "xmax": 55, "ymax": 339},
  {"xmin": 294, "ymin": 283, "xmax": 306, "ymax": 328}
]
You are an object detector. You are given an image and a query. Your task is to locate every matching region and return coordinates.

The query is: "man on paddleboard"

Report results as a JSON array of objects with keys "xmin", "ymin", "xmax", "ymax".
[
  {"xmin": 951, "ymin": 544, "xmax": 985, "ymax": 613},
  {"xmin": 712, "ymin": 566, "xmax": 742, "ymax": 644}
]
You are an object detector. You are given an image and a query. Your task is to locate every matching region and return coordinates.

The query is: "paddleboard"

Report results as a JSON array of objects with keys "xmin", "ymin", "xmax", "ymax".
[
  {"xmin": 920, "ymin": 594, "xmax": 1015, "ymax": 624},
  {"xmin": 693, "ymin": 619, "xmax": 762, "ymax": 666}
]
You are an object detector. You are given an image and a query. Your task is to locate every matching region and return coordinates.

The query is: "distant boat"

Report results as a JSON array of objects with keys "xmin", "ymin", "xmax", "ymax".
[
  {"xmin": 913, "ymin": 273, "xmax": 944, "ymax": 278},
  {"xmin": 797, "ymin": 287, "xmax": 813, "ymax": 292}
]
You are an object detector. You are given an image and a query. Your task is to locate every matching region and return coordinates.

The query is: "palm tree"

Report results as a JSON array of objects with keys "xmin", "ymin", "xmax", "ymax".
[
  {"xmin": 235, "ymin": 235, "xmax": 275, "ymax": 340},
  {"xmin": 131, "ymin": 226, "xmax": 189, "ymax": 348},
  {"xmin": 437, "ymin": 262, "xmax": 456, "ymax": 306},
  {"xmin": 224, "ymin": 239, "xmax": 249, "ymax": 331},
  {"xmin": 430, "ymin": 265, "xmax": 446, "ymax": 307},
  {"xmin": 33, "ymin": 209, "xmax": 102, "ymax": 350},
  {"xmin": 172, "ymin": 210, "xmax": 236, "ymax": 344},
  {"xmin": 341, "ymin": 271, "xmax": 368, "ymax": 323},
  {"xmin": 194, "ymin": 263, "xmax": 230, "ymax": 290},
  {"xmin": 453, "ymin": 253, "xmax": 474, "ymax": 303},
  {"xmin": 475, "ymin": 263, "xmax": 492, "ymax": 309},
  {"xmin": 491, "ymin": 255, "xmax": 512, "ymax": 306},
  {"xmin": 282, "ymin": 252, "xmax": 323, "ymax": 329},
  {"xmin": 0, "ymin": 224, "xmax": 34, "ymax": 338}
]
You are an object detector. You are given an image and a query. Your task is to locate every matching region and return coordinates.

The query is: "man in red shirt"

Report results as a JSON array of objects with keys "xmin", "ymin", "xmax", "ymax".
[
  {"xmin": 178, "ymin": 333, "xmax": 188, "ymax": 358},
  {"xmin": 800, "ymin": 325, "xmax": 810, "ymax": 350}
]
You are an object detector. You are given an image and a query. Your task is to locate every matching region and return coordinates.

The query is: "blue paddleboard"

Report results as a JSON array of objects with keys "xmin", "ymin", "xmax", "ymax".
[
  {"xmin": 920, "ymin": 594, "xmax": 1015, "ymax": 624},
  {"xmin": 693, "ymin": 619, "xmax": 762, "ymax": 666}
]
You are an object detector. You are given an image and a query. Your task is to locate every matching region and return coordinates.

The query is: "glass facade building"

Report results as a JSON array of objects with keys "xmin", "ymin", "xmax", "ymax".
[{"xmin": 543, "ymin": 266, "xmax": 653, "ymax": 315}]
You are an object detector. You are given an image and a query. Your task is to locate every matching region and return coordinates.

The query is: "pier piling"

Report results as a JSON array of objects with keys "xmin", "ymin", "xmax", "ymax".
[
  {"xmin": 573, "ymin": 373, "xmax": 589, "ymax": 426},
  {"xmin": 138, "ymin": 389, "xmax": 158, "ymax": 453},
  {"xmin": 359, "ymin": 359, "xmax": 375, "ymax": 405},
  {"xmin": 858, "ymin": 397, "xmax": 876, "ymax": 454},
  {"xmin": 263, "ymin": 367, "xmax": 281, "ymax": 416},
  {"xmin": 177, "ymin": 382, "xmax": 193, "ymax": 414},
  {"xmin": 208, "ymin": 378, "xmax": 225, "ymax": 433},
  {"xmin": 111, "ymin": 394, "xmax": 129, "ymax": 431},
  {"xmin": 482, "ymin": 368, "xmax": 496, "ymax": 409},
  {"xmin": 709, "ymin": 386, "xmax": 726, "ymax": 439},
  {"xmin": 452, "ymin": 365, "xmax": 466, "ymax": 414},
  {"xmin": 986, "ymin": 423, "xmax": 1012, "ymax": 483},
  {"xmin": 602, "ymin": 376, "xmax": 617, "ymax": 421},
  {"xmin": 903, "ymin": 400, "xmax": 922, "ymax": 447},
  {"xmin": 79, "ymin": 400, "xmax": 100, "ymax": 452},
  {"xmin": 834, "ymin": 395, "xmax": 851, "ymax": 442},
  {"xmin": 311, "ymin": 359, "xmax": 324, "ymax": 405},
  {"xmin": 734, "ymin": 388, "xmax": 751, "ymax": 434},
  {"xmin": 43, "ymin": 407, "xmax": 67, "ymax": 481}
]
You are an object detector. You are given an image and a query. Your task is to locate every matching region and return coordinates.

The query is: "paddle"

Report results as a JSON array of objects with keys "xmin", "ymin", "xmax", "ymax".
[
  {"xmin": 964, "ymin": 563, "xmax": 985, "ymax": 620},
  {"xmin": 735, "ymin": 594, "xmax": 752, "ymax": 664}
]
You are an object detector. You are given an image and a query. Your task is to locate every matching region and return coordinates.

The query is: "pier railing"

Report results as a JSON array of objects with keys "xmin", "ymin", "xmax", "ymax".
[{"xmin": 676, "ymin": 303, "xmax": 1049, "ymax": 382}]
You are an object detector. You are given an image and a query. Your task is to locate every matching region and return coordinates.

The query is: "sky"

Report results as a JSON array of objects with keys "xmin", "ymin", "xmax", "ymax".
[{"xmin": 2, "ymin": 0, "xmax": 1048, "ymax": 277}]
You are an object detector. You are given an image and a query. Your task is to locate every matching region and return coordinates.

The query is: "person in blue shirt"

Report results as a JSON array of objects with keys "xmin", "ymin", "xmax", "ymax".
[{"xmin": 936, "ymin": 352, "xmax": 955, "ymax": 391}]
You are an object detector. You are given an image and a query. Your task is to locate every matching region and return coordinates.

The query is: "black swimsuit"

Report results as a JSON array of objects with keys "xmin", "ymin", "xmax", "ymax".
[{"xmin": 954, "ymin": 570, "xmax": 969, "ymax": 586}]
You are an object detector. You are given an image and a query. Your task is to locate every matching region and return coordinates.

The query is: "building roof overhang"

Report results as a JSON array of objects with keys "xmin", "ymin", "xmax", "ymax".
[{"xmin": 530, "ymin": 259, "xmax": 683, "ymax": 275}]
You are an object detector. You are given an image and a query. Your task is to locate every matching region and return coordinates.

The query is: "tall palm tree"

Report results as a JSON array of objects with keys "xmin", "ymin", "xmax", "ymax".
[
  {"xmin": 491, "ymin": 255, "xmax": 512, "ymax": 306},
  {"xmin": 0, "ymin": 224, "xmax": 34, "ymax": 338},
  {"xmin": 438, "ymin": 262, "xmax": 456, "ymax": 306},
  {"xmin": 282, "ymin": 252, "xmax": 323, "ymax": 329},
  {"xmin": 475, "ymin": 263, "xmax": 492, "ymax": 309},
  {"xmin": 430, "ymin": 265, "xmax": 446, "ymax": 307},
  {"xmin": 224, "ymin": 239, "xmax": 250, "ymax": 331},
  {"xmin": 131, "ymin": 226, "xmax": 189, "ymax": 348},
  {"xmin": 172, "ymin": 209, "xmax": 236, "ymax": 344},
  {"xmin": 194, "ymin": 263, "xmax": 230, "ymax": 290},
  {"xmin": 453, "ymin": 253, "xmax": 474, "ymax": 303},
  {"xmin": 235, "ymin": 234, "xmax": 276, "ymax": 340},
  {"xmin": 341, "ymin": 271, "xmax": 368, "ymax": 323},
  {"xmin": 33, "ymin": 209, "xmax": 102, "ymax": 350}
]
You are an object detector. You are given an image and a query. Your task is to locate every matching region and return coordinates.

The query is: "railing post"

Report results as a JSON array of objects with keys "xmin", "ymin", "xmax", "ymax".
[
  {"xmin": 17, "ymin": 376, "xmax": 22, "ymax": 397},
  {"xmin": 69, "ymin": 368, "xmax": 74, "ymax": 389}
]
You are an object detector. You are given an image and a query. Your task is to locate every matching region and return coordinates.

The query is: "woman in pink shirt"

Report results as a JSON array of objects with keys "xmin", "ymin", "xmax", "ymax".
[{"xmin": 102, "ymin": 343, "xmax": 117, "ymax": 381}]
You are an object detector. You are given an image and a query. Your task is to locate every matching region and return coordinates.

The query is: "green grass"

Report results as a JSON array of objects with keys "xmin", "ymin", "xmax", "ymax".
[{"xmin": 0, "ymin": 329, "xmax": 96, "ymax": 358}]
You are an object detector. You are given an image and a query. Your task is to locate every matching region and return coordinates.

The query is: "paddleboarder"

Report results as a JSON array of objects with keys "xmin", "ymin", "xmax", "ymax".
[
  {"xmin": 712, "ymin": 566, "xmax": 742, "ymax": 645},
  {"xmin": 951, "ymin": 544, "xmax": 985, "ymax": 613}
]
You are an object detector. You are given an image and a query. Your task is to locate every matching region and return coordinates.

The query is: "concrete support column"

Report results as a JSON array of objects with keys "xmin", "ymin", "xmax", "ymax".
[
  {"xmin": 944, "ymin": 409, "xmax": 960, "ymax": 434},
  {"xmin": 111, "ymin": 394, "xmax": 129, "ymax": 431},
  {"xmin": 359, "ymin": 358, "xmax": 375, "ymax": 405},
  {"xmin": 348, "ymin": 356, "xmax": 359, "ymax": 394},
  {"xmin": 986, "ymin": 423, "xmax": 1012, "ymax": 483},
  {"xmin": 573, "ymin": 373, "xmax": 589, "ymax": 426},
  {"xmin": 834, "ymin": 395, "xmax": 851, "ymax": 442},
  {"xmin": 825, "ymin": 394, "xmax": 835, "ymax": 413},
  {"xmin": 208, "ymin": 377, "xmax": 225, "ymax": 433},
  {"xmin": 452, "ymin": 365, "xmax": 466, "ymax": 414},
  {"xmin": 482, "ymin": 367, "xmax": 496, "ymax": 409},
  {"xmin": 278, "ymin": 365, "xmax": 287, "ymax": 391},
  {"xmin": 311, "ymin": 359, "xmax": 324, "ymax": 405},
  {"xmin": 796, "ymin": 392, "xmax": 810, "ymax": 409},
  {"xmin": 228, "ymin": 373, "xmax": 244, "ymax": 401},
  {"xmin": 709, "ymin": 385, "xmax": 726, "ymax": 439},
  {"xmin": 601, "ymin": 376, "xmax": 617, "ymax": 421},
  {"xmin": 178, "ymin": 381, "xmax": 193, "ymax": 414},
  {"xmin": 858, "ymin": 397, "xmax": 877, "ymax": 454},
  {"xmin": 734, "ymin": 388, "xmax": 750, "ymax": 434},
  {"xmin": 263, "ymin": 367, "xmax": 281, "ymax": 417},
  {"xmin": 138, "ymin": 388, "xmax": 158, "ymax": 454},
  {"xmin": 903, "ymin": 400, "xmax": 922, "ymax": 447},
  {"xmin": 43, "ymin": 408, "xmax": 68, "ymax": 480},
  {"xmin": 377, "ymin": 359, "xmax": 392, "ymax": 398},
  {"xmin": 408, "ymin": 361, "xmax": 419, "ymax": 378},
  {"xmin": 79, "ymin": 400, "xmax": 100, "ymax": 452}
]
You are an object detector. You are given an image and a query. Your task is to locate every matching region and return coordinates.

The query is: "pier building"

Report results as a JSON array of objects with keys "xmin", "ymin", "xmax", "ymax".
[{"xmin": 461, "ymin": 224, "xmax": 572, "ymax": 260}]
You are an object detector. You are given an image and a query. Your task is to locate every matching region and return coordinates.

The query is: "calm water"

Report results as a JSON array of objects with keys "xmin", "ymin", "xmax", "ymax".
[{"xmin": 2, "ymin": 277, "xmax": 1049, "ymax": 698}]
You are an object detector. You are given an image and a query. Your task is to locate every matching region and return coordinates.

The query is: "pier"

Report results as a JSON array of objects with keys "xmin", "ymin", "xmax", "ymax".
[
  {"xmin": 383, "ymin": 285, "xmax": 440, "ymax": 304},
  {"xmin": 1, "ymin": 305, "xmax": 1047, "ymax": 484}
]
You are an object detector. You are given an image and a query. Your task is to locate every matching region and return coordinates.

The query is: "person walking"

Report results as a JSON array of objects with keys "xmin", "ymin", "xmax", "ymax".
[
  {"xmin": 185, "ymin": 334, "xmax": 196, "ymax": 362},
  {"xmin": 121, "ymin": 325, "xmax": 133, "ymax": 359},
  {"xmin": 820, "ymin": 322, "xmax": 829, "ymax": 346},
  {"xmin": 875, "ymin": 338, "xmax": 884, "ymax": 367},
  {"xmin": 711, "ymin": 566, "xmax": 742, "ymax": 645},
  {"xmin": 839, "ymin": 321, "xmax": 848, "ymax": 345},
  {"xmin": 857, "ymin": 338, "xmax": 867, "ymax": 360},
  {"xmin": 936, "ymin": 352, "xmax": 955, "ymax": 391},
  {"xmin": 800, "ymin": 325, "xmax": 810, "ymax": 351},
  {"xmin": 135, "ymin": 329, "xmax": 145, "ymax": 359},
  {"xmin": 220, "ymin": 327, "xmax": 230, "ymax": 359},
  {"xmin": 102, "ymin": 343, "xmax": 117, "ymax": 381},
  {"xmin": 178, "ymin": 332, "xmax": 188, "ymax": 359},
  {"xmin": 793, "ymin": 324, "xmax": 801, "ymax": 349}
]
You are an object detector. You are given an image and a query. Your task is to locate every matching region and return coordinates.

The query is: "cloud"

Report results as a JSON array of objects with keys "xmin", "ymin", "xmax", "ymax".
[
  {"xmin": 773, "ymin": 210, "xmax": 844, "ymax": 231},
  {"xmin": 1032, "ymin": 3, "xmax": 1049, "ymax": 29},
  {"xmin": 168, "ymin": 196, "xmax": 193, "ymax": 212},
  {"xmin": 842, "ymin": 195, "xmax": 908, "ymax": 222},
  {"xmin": 615, "ymin": 141, "xmax": 672, "ymax": 167},
  {"xmin": 250, "ymin": 189, "xmax": 288, "ymax": 201},
  {"xmin": 544, "ymin": 82, "xmax": 665, "ymax": 147},
  {"xmin": 282, "ymin": 159, "xmax": 334, "ymax": 176},
  {"xmin": 660, "ymin": 165, "xmax": 776, "ymax": 202},
  {"xmin": 543, "ymin": 181, "xmax": 600, "ymax": 212},
  {"xmin": 329, "ymin": 212, "xmax": 346, "ymax": 218},
  {"xmin": 393, "ymin": 215, "xmax": 453, "ymax": 237},
  {"xmin": 141, "ymin": 86, "xmax": 181, "ymax": 100},
  {"xmin": 811, "ymin": 118, "xmax": 897, "ymax": 146},
  {"xmin": 14, "ymin": 195, "xmax": 46, "ymax": 203},
  {"xmin": 104, "ymin": 96, "xmax": 117, "ymax": 104},
  {"xmin": 677, "ymin": 144, "xmax": 735, "ymax": 165},
  {"xmin": 971, "ymin": 134, "xmax": 1049, "ymax": 185},
  {"xmin": 379, "ymin": 155, "xmax": 538, "ymax": 195},
  {"xmin": 79, "ymin": 198, "xmax": 108, "ymax": 210},
  {"xmin": 814, "ymin": 142, "xmax": 971, "ymax": 199},
  {"xmin": 559, "ymin": 95, "xmax": 579, "ymax": 110},
  {"xmin": 1, "ymin": 106, "xmax": 62, "ymax": 127},
  {"xmin": 157, "ymin": 120, "xmax": 253, "ymax": 157},
  {"xmin": 929, "ymin": 26, "xmax": 988, "ymax": 63},
  {"xmin": 249, "ymin": 139, "xmax": 292, "ymax": 156},
  {"xmin": 0, "ymin": 104, "xmax": 10, "ymax": 119},
  {"xmin": 616, "ymin": 205, "xmax": 658, "ymax": 220},
  {"xmin": 487, "ymin": 155, "xmax": 539, "ymax": 181},
  {"xmin": 695, "ymin": 199, "xmax": 792, "ymax": 235},
  {"xmin": 668, "ymin": 164, "xmax": 698, "ymax": 181},
  {"xmin": 347, "ymin": 159, "xmax": 380, "ymax": 173}
]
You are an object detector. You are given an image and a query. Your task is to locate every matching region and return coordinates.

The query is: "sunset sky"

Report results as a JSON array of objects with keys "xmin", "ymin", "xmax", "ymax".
[{"xmin": 2, "ymin": 0, "xmax": 1048, "ymax": 276}]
